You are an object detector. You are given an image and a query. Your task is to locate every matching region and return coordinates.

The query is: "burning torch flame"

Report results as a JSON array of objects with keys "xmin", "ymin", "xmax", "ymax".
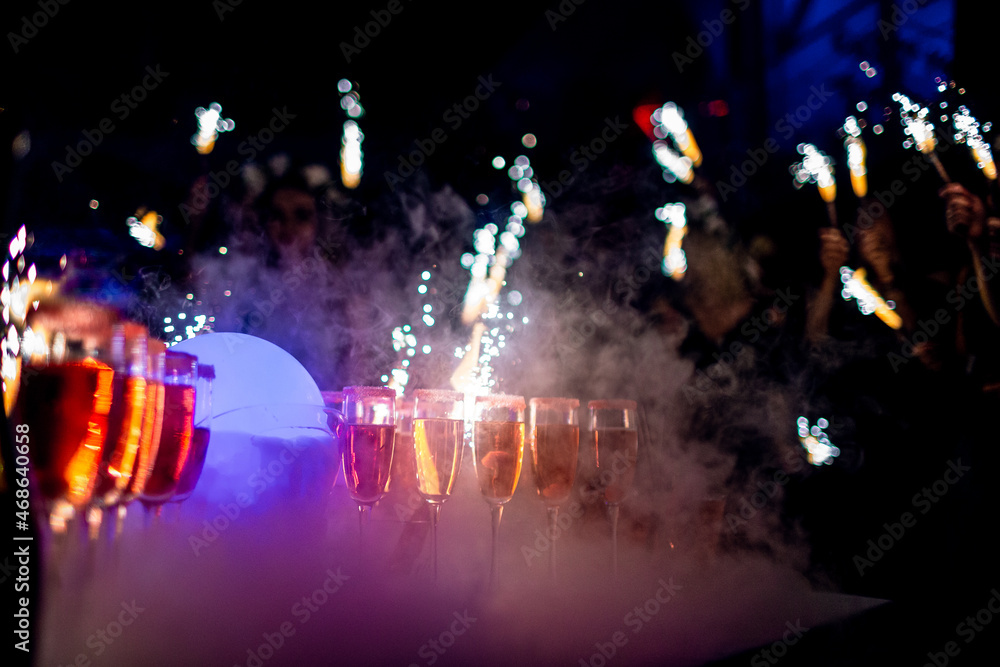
[
  {"xmin": 656, "ymin": 203, "xmax": 687, "ymax": 279},
  {"xmin": 839, "ymin": 266, "xmax": 902, "ymax": 329}
]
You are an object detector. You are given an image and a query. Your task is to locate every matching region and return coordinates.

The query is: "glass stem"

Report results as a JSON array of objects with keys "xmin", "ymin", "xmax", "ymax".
[
  {"xmin": 608, "ymin": 502, "xmax": 620, "ymax": 579},
  {"xmin": 358, "ymin": 504, "xmax": 370, "ymax": 557},
  {"xmin": 430, "ymin": 503, "xmax": 441, "ymax": 582},
  {"xmin": 546, "ymin": 506, "xmax": 559, "ymax": 581},
  {"xmin": 490, "ymin": 503, "xmax": 504, "ymax": 591}
]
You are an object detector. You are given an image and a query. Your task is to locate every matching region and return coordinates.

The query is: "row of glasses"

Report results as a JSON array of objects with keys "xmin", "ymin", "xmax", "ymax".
[
  {"xmin": 14, "ymin": 298, "xmax": 214, "ymax": 550},
  {"xmin": 331, "ymin": 386, "xmax": 639, "ymax": 586}
]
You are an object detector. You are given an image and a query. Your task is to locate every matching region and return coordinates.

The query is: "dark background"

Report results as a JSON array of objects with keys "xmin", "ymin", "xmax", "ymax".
[{"xmin": 1, "ymin": 0, "xmax": 989, "ymax": 265}]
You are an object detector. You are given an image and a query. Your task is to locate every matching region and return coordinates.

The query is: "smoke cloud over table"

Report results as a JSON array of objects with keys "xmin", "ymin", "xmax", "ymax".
[{"xmin": 32, "ymin": 161, "xmax": 887, "ymax": 667}]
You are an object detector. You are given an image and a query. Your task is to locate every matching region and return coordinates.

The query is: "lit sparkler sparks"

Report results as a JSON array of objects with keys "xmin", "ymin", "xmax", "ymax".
[
  {"xmin": 893, "ymin": 92, "xmax": 950, "ymax": 182},
  {"xmin": 340, "ymin": 120, "xmax": 364, "ymax": 189},
  {"xmin": 796, "ymin": 416, "xmax": 840, "ymax": 466},
  {"xmin": 953, "ymin": 105, "xmax": 996, "ymax": 181},
  {"xmin": 338, "ymin": 79, "xmax": 365, "ymax": 119},
  {"xmin": 338, "ymin": 80, "xmax": 366, "ymax": 189},
  {"xmin": 839, "ymin": 266, "xmax": 902, "ymax": 329},
  {"xmin": 652, "ymin": 140, "xmax": 694, "ymax": 184},
  {"xmin": 163, "ymin": 311, "xmax": 210, "ymax": 347},
  {"xmin": 449, "ymin": 177, "xmax": 531, "ymax": 394},
  {"xmin": 507, "ymin": 155, "xmax": 545, "ymax": 223},
  {"xmin": 656, "ymin": 203, "xmax": 687, "ymax": 279},
  {"xmin": 791, "ymin": 143, "xmax": 837, "ymax": 225},
  {"xmin": 843, "ymin": 116, "xmax": 868, "ymax": 198},
  {"xmin": 126, "ymin": 209, "xmax": 166, "ymax": 250},
  {"xmin": 383, "ymin": 268, "xmax": 448, "ymax": 395},
  {"xmin": 652, "ymin": 103, "xmax": 702, "ymax": 167},
  {"xmin": 192, "ymin": 103, "xmax": 235, "ymax": 155},
  {"xmin": 2, "ymin": 225, "xmax": 41, "ymax": 414}
]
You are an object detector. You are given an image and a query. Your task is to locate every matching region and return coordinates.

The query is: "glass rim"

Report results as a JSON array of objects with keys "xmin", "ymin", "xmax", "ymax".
[
  {"xmin": 529, "ymin": 397, "xmax": 579, "ymax": 409},
  {"xmin": 474, "ymin": 393, "xmax": 526, "ymax": 410},
  {"xmin": 343, "ymin": 385, "xmax": 397, "ymax": 399},
  {"xmin": 587, "ymin": 399, "xmax": 637, "ymax": 411},
  {"xmin": 413, "ymin": 388, "xmax": 466, "ymax": 401}
]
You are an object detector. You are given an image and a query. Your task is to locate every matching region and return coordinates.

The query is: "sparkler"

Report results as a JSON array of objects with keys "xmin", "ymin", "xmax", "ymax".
[
  {"xmin": 653, "ymin": 103, "xmax": 702, "ymax": 167},
  {"xmin": 796, "ymin": 416, "xmax": 840, "ymax": 466},
  {"xmin": 893, "ymin": 92, "xmax": 950, "ymax": 182},
  {"xmin": 127, "ymin": 209, "xmax": 166, "ymax": 250},
  {"xmin": 791, "ymin": 143, "xmax": 837, "ymax": 225},
  {"xmin": 953, "ymin": 105, "xmax": 996, "ymax": 181},
  {"xmin": 652, "ymin": 140, "xmax": 694, "ymax": 184},
  {"xmin": 507, "ymin": 155, "xmax": 545, "ymax": 223},
  {"xmin": 338, "ymin": 80, "xmax": 365, "ymax": 189},
  {"xmin": 162, "ymin": 311, "xmax": 210, "ymax": 346},
  {"xmin": 192, "ymin": 103, "xmax": 235, "ymax": 155},
  {"xmin": 447, "ymin": 167, "xmax": 532, "ymax": 394},
  {"xmin": 340, "ymin": 120, "xmax": 364, "ymax": 189},
  {"xmin": 2, "ymin": 225, "xmax": 41, "ymax": 414},
  {"xmin": 656, "ymin": 203, "xmax": 687, "ymax": 280},
  {"xmin": 839, "ymin": 266, "xmax": 902, "ymax": 329},
  {"xmin": 842, "ymin": 116, "xmax": 868, "ymax": 198}
]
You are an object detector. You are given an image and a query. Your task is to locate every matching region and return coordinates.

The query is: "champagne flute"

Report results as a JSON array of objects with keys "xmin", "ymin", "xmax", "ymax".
[
  {"xmin": 341, "ymin": 386, "xmax": 396, "ymax": 548},
  {"xmin": 112, "ymin": 340, "xmax": 165, "ymax": 535},
  {"xmin": 412, "ymin": 389, "xmax": 465, "ymax": 580},
  {"xmin": 90, "ymin": 324, "xmax": 149, "ymax": 540},
  {"xmin": 528, "ymin": 397, "xmax": 579, "ymax": 580},
  {"xmin": 473, "ymin": 393, "xmax": 525, "ymax": 591},
  {"xmin": 386, "ymin": 396, "xmax": 418, "ymax": 516},
  {"xmin": 138, "ymin": 351, "xmax": 198, "ymax": 522},
  {"xmin": 588, "ymin": 399, "xmax": 638, "ymax": 578},
  {"xmin": 170, "ymin": 363, "xmax": 214, "ymax": 509},
  {"xmin": 321, "ymin": 390, "xmax": 345, "ymax": 487},
  {"xmin": 16, "ymin": 298, "xmax": 118, "ymax": 537}
]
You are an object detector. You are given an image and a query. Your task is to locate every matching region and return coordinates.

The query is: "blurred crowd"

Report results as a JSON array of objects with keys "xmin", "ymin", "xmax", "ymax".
[{"xmin": 42, "ymin": 120, "xmax": 999, "ymax": 612}]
